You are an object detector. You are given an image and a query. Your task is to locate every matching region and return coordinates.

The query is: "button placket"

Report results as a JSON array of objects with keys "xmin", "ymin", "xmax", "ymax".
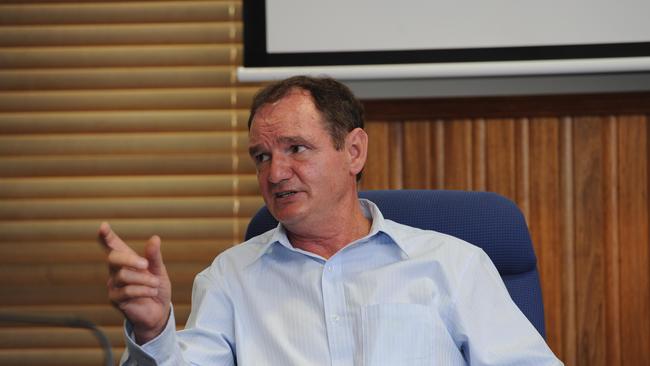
[{"xmin": 321, "ymin": 259, "xmax": 352, "ymax": 365}]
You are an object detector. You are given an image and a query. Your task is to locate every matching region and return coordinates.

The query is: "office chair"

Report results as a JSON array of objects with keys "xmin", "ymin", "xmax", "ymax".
[{"xmin": 244, "ymin": 189, "xmax": 546, "ymax": 338}]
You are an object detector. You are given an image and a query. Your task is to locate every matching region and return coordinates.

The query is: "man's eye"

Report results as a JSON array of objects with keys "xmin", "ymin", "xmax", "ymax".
[
  {"xmin": 255, "ymin": 153, "xmax": 270, "ymax": 163},
  {"xmin": 290, "ymin": 145, "xmax": 307, "ymax": 154}
]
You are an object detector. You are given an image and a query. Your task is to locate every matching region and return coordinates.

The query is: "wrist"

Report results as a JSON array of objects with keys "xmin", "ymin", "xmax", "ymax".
[{"xmin": 134, "ymin": 307, "xmax": 171, "ymax": 345}]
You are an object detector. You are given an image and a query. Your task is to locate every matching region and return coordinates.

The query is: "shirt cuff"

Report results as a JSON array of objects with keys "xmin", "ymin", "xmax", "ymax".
[{"xmin": 122, "ymin": 305, "xmax": 178, "ymax": 366}]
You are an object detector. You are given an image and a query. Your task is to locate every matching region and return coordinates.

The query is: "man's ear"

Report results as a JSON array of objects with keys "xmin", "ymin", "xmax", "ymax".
[{"xmin": 345, "ymin": 128, "xmax": 368, "ymax": 176}]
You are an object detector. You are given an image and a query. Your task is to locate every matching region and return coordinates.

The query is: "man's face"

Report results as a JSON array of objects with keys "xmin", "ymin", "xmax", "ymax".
[{"xmin": 248, "ymin": 90, "xmax": 355, "ymax": 228}]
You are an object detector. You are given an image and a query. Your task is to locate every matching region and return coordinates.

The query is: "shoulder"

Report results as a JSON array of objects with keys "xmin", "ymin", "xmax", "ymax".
[
  {"xmin": 382, "ymin": 219, "xmax": 491, "ymax": 281},
  {"xmin": 384, "ymin": 219, "xmax": 484, "ymax": 258}
]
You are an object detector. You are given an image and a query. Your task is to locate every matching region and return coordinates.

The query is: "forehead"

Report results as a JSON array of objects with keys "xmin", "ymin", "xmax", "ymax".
[{"xmin": 249, "ymin": 89, "xmax": 328, "ymax": 136}]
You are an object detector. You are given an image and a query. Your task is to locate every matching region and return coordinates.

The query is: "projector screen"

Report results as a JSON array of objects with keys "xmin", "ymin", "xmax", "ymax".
[{"xmin": 239, "ymin": 0, "xmax": 650, "ymax": 81}]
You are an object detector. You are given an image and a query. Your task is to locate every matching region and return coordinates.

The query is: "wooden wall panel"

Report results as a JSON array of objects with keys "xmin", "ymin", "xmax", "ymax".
[
  {"xmin": 363, "ymin": 107, "xmax": 650, "ymax": 366},
  {"xmin": 471, "ymin": 120, "xmax": 487, "ymax": 191},
  {"xmin": 559, "ymin": 118, "xmax": 578, "ymax": 366},
  {"xmin": 363, "ymin": 121, "xmax": 391, "ymax": 190},
  {"xmin": 485, "ymin": 118, "xmax": 516, "ymax": 198},
  {"xmin": 363, "ymin": 121, "xmax": 404, "ymax": 190},
  {"xmin": 617, "ymin": 117, "xmax": 650, "ymax": 365},
  {"xmin": 572, "ymin": 118, "xmax": 607, "ymax": 365},
  {"xmin": 443, "ymin": 119, "xmax": 474, "ymax": 190},
  {"xmin": 603, "ymin": 117, "xmax": 621, "ymax": 366},
  {"xmin": 528, "ymin": 118, "xmax": 564, "ymax": 356},
  {"xmin": 402, "ymin": 121, "xmax": 432, "ymax": 189},
  {"xmin": 514, "ymin": 119, "xmax": 530, "ymax": 218}
]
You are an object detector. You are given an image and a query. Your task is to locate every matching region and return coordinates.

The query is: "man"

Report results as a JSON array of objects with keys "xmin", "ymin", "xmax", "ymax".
[{"xmin": 100, "ymin": 76, "xmax": 562, "ymax": 365}]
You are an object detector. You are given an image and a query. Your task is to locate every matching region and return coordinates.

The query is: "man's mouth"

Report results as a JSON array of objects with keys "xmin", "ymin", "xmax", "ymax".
[{"xmin": 275, "ymin": 191, "xmax": 297, "ymax": 199}]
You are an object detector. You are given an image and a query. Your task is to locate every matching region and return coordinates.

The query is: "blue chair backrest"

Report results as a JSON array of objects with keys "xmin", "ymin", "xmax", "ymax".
[{"xmin": 244, "ymin": 189, "xmax": 546, "ymax": 338}]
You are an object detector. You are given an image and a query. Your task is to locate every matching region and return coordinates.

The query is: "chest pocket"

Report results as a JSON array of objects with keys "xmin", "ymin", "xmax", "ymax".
[{"xmin": 360, "ymin": 303, "xmax": 435, "ymax": 366}]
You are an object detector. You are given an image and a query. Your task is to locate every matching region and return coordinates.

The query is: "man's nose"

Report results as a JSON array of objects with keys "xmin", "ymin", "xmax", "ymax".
[{"xmin": 268, "ymin": 155, "xmax": 292, "ymax": 184}]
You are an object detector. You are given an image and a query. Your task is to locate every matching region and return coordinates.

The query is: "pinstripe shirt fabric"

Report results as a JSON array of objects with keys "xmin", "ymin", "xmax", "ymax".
[{"xmin": 122, "ymin": 200, "xmax": 562, "ymax": 366}]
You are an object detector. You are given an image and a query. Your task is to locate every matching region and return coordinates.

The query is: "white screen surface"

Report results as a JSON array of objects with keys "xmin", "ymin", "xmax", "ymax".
[{"xmin": 266, "ymin": 0, "xmax": 650, "ymax": 53}]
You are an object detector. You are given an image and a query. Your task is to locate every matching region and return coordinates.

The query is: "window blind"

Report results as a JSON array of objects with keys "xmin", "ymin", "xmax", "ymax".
[{"xmin": 0, "ymin": 1, "xmax": 261, "ymax": 364}]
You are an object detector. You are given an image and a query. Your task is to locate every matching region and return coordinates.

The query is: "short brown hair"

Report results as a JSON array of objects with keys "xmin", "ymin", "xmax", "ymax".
[{"xmin": 247, "ymin": 75, "xmax": 365, "ymax": 150}]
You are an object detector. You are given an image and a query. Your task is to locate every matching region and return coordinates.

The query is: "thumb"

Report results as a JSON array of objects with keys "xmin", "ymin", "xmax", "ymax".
[{"xmin": 144, "ymin": 235, "xmax": 166, "ymax": 277}]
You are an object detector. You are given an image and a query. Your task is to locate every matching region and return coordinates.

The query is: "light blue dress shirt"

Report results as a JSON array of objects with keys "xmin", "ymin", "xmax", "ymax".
[{"xmin": 122, "ymin": 199, "xmax": 562, "ymax": 365}]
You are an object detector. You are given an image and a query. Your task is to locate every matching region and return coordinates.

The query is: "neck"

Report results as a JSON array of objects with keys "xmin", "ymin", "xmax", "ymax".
[{"xmin": 286, "ymin": 200, "xmax": 371, "ymax": 259}]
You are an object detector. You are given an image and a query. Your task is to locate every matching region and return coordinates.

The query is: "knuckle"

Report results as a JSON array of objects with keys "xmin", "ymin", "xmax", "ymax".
[
  {"xmin": 107, "ymin": 250, "xmax": 120, "ymax": 263},
  {"xmin": 108, "ymin": 288, "xmax": 122, "ymax": 303},
  {"xmin": 122, "ymin": 285, "xmax": 138, "ymax": 298},
  {"xmin": 114, "ymin": 268, "xmax": 127, "ymax": 282},
  {"xmin": 114, "ymin": 269, "xmax": 134, "ymax": 287}
]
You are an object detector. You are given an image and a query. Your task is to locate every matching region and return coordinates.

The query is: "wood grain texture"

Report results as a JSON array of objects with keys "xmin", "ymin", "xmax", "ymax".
[
  {"xmin": 514, "ymin": 118, "xmax": 529, "ymax": 218},
  {"xmin": 559, "ymin": 117, "xmax": 577, "ymax": 366},
  {"xmin": 528, "ymin": 118, "xmax": 563, "ymax": 355},
  {"xmin": 387, "ymin": 123, "xmax": 403, "ymax": 189},
  {"xmin": 362, "ymin": 121, "xmax": 391, "ymax": 190},
  {"xmin": 471, "ymin": 119, "xmax": 487, "ymax": 191},
  {"xmin": 361, "ymin": 108, "xmax": 650, "ymax": 366},
  {"xmin": 433, "ymin": 120, "xmax": 446, "ymax": 189},
  {"xmin": 402, "ymin": 121, "xmax": 432, "ymax": 188},
  {"xmin": 572, "ymin": 117, "xmax": 607, "ymax": 365},
  {"xmin": 363, "ymin": 92, "xmax": 650, "ymax": 120},
  {"xmin": 617, "ymin": 116, "xmax": 650, "ymax": 365},
  {"xmin": 443, "ymin": 119, "xmax": 474, "ymax": 190},
  {"xmin": 485, "ymin": 118, "xmax": 516, "ymax": 198},
  {"xmin": 604, "ymin": 117, "xmax": 621, "ymax": 366}
]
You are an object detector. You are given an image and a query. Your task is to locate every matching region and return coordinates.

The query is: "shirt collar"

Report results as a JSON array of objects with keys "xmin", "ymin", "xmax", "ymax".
[{"xmin": 247, "ymin": 199, "xmax": 412, "ymax": 264}]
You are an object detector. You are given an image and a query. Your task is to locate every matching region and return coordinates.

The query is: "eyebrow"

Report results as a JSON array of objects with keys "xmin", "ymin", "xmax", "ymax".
[
  {"xmin": 248, "ymin": 135, "xmax": 311, "ymax": 157},
  {"xmin": 278, "ymin": 135, "xmax": 310, "ymax": 146}
]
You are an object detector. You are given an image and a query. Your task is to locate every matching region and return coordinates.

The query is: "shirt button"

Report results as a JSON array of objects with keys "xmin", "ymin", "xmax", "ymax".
[
  {"xmin": 327, "ymin": 265, "xmax": 334, "ymax": 272},
  {"xmin": 332, "ymin": 314, "xmax": 340, "ymax": 322}
]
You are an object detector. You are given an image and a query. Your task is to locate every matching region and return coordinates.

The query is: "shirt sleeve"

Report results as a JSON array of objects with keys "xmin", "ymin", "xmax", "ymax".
[
  {"xmin": 120, "ymin": 305, "xmax": 195, "ymax": 366},
  {"xmin": 449, "ymin": 249, "xmax": 564, "ymax": 366},
  {"xmin": 119, "ymin": 267, "xmax": 237, "ymax": 365}
]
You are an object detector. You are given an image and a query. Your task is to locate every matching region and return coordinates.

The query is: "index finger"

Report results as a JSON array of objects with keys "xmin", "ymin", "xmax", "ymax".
[{"xmin": 98, "ymin": 222, "xmax": 132, "ymax": 252}]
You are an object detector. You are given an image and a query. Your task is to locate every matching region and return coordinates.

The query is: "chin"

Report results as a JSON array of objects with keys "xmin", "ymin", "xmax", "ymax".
[{"xmin": 271, "ymin": 208, "xmax": 307, "ymax": 227}]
